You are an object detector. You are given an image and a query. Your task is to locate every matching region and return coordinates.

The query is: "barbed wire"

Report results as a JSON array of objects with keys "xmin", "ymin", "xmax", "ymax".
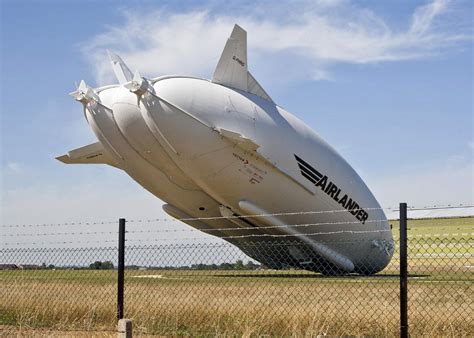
[
  {"xmin": 1, "ymin": 204, "xmax": 472, "ymax": 229},
  {"xmin": 1, "ymin": 218, "xmax": 389, "ymax": 237},
  {"xmin": 1, "ymin": 230, "xmax": 119, "ymax": 237},
  {"xmin": 127, "ymin": 207, "xmax": 388, "ymax": 223},
  {"xmin": 0, "ymin": 220, "xmax": 118, "ymax": 228},
  {"xmin": 115, "ymin": 230, "xmax": 474, "ymax": 243},
  {"xmin": 403, "ymin": 205, "xmax": 474, "ymax": 211},
  {"xmin": 3, "ymin": 228, "xmax": 468, "ymax": 245},
  {"xmin": 129, "ymin": 219, "xmax": 387, "ymax": 235},
  {"xmin": 1, "ymin": 239, "xmax": 120, "ymax": 246},
  {"xmin": 1, "ymin": 220, "xmax": 472, "ymax": 238},
  {"xmin": 2, "ymin": 231, "xmax": 472, "ymax": 248},
  {"xmin": 0, "ymin": 228, "xmax": 394, "ymax": 246},
  {"xmin": 209, "ymin": 228, "xmax": 394, "ymax": 240},
  {"xmin": 0, "ymin": 207, "xmax": 386, "ymax": 228},
  {"xmin": 127, "ymin": 205, "xmax": 474, "ymax": 224}
]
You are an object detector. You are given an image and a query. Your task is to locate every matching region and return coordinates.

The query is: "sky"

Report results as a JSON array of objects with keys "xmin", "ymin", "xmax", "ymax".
[{"xmin": 0, "ymin": 0, "xmax": 473, "ymax": 247}]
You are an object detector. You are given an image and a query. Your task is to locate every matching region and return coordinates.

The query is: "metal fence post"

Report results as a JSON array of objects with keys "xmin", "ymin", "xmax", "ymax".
[
  {"xmin": 400, "ymin": 203, "xmax": 408, "ymax": 338},
  {"xmin": 117, "ymin": 218, "xmax": 126, "ymax": 320}
]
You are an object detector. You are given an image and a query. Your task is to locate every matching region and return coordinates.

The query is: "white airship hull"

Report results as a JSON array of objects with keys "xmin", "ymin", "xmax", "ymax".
[
  {"xmin": 77, "ymin": 77, "xmax": 393, "ymax": 274},
  {"xmin": 59, "ymin": 25, "xmax": 394, "ymax": 274}
]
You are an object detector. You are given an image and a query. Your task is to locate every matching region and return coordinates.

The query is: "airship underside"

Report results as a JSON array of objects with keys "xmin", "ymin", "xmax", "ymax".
[{"xmin": 58, "ymin": 25, "xmax": 394, "ymax": 275}]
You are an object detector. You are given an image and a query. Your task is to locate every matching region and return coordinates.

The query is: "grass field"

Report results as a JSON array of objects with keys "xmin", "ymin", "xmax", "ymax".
[{"xmin": 1, "ymin": 217, "xmax": 472, "ymax": 336}]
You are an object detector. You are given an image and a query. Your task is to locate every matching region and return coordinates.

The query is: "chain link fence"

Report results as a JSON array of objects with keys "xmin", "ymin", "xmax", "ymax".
[
  {"xmin": 1, "ymin": 207, "xmax": 473, "ymax": 336},
  {"xmin": 123, "ymin": 240, "xmax": 402, "ymax": 336}
]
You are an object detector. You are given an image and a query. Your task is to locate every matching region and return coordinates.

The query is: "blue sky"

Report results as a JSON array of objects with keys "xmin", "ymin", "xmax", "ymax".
[{"xmin": 1, "ymin": 0, "xmax": 473, "ymax": 233}]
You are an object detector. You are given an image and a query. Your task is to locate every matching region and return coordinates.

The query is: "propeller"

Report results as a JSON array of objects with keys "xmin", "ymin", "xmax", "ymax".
[
  {"xmin": 69, "ymin": 80, "xmax": 99, "ymax": 104},
  {"xmin": 124, "ymin": 70, "xmax": 151, "ymax": 96},
  {"xmin": 107, "ymin": 51, "xmax": 153, "ymax": 97}
]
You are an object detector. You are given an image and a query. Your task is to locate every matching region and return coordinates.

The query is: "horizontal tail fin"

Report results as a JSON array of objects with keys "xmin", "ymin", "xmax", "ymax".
[{"xmin": 56, "ymin": 142, "xmax": 121, "ymax": 169}]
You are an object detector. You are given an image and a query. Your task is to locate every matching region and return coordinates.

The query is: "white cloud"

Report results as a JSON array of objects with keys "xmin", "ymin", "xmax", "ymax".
[
  {"xmin": 410, "ymin": 0, "xmax": 449, "ymax": 35},
  {"xmin": 81, "ymin": 0, "xmax": 470, "ymax": 85}
]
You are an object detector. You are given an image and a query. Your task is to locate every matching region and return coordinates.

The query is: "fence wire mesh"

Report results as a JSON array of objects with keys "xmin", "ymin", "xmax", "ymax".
[
  {"xmin": 0, "ymin": 247, "xmax": 118, "ymax": 331},
  {"xmin": 0, "ymin": 212, "xmax": 473, "ymax": 336},
  {"xmin": 406, "ymin": 227, "xmax": 473, "ymax": 336},
  {"xmin": 122, "ymin": 240, "xmax": 401, "ymax": 336}
]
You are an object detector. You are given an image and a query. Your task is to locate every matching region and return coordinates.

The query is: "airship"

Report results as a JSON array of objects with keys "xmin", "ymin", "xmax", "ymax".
[{"xmin": 58, "ymin": 24, "xmax": 394, "ymax": 275}]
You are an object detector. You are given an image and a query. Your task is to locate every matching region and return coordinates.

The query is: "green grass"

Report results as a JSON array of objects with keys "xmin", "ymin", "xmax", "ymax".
[
  {"xmin": 0, "ymin": 269, "xmax": 117, "ymax": 284},
  {"xmin": 391, "ymin": 216, "xmax": 473, "ymax": 236}
]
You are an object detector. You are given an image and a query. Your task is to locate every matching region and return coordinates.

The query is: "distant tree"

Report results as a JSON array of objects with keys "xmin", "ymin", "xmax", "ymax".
[
  {"xmin": 90, "ymin": 261, "xmax": 100, "ymax": 269},
  {"xmin": 219, "ymin": 262, "xmax": 233, "ymax": 270},
  {"xmin": 191, "ymin": 264, "xmax": 205, "ymax": 270},
  {"xmin": 246, "ymin": 261, "xmax": 258, "ymax": 270},
  {"xmin": 102, "ymin": 261, "xmax": 114, "ymax": 269},
  {"xmin": 234, "ymin": 260, "xmax": 244, "ymax": 270},
  {"xmin": 89, "ymin": 261, "xmax": 114, "ymax": 270},
  {"xmin": 184, "ymin": 260, "xmax": 260, "ymax": 270}
]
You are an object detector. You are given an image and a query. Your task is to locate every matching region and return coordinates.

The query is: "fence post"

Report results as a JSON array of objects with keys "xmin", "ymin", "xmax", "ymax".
[
  {"xmin": 399, "ymin": 203, "xmax": 408, "ymax": 338},
  {"xmin": 117, "ymin": 218, "xmax": 126, "ymax": 320}
]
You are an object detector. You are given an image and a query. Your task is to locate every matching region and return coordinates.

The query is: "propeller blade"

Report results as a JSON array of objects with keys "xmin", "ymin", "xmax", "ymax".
[
  {"xmin": 107, "ymin": 50, "xmax": 133, "ymax": 84},
  {"xmin": 124, "ymin": 70, "xmax": 149, "ymax": 95},
  {"xmin": 69, "ymin": 80, "xmax": 99, "ymax": 104}
]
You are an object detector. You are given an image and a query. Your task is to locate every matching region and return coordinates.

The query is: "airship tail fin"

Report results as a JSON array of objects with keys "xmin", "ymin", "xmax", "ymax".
[
  {"xmin": 107, "ymin": 50, "xmax": 133, "ymax": 85},
  {"xmin": 56, "ymin": 142, "xmax": 121, "ymax": 169},
  {"xmin": 212, "ymin": 24, "xmax": 248, "ymax": 91},
  {"xmin": 212, "ymin": 24, "xmax": 274, "ymax": 103}
]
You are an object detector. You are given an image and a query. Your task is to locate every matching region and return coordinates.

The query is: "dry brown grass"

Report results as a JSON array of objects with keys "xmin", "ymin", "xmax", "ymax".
[
  {"xmin": 0, "ymin": 325, "xmax": 117, "ymax": 337},
  {"xmin": 1, "ymin": 269, "xmax": 472, "ymax": 337}
]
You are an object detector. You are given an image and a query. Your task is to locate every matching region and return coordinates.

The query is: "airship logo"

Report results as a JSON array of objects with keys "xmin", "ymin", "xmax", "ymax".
[{"xmin": 294, "ymin": 155, "xmax": 369, "ymax": 224}]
